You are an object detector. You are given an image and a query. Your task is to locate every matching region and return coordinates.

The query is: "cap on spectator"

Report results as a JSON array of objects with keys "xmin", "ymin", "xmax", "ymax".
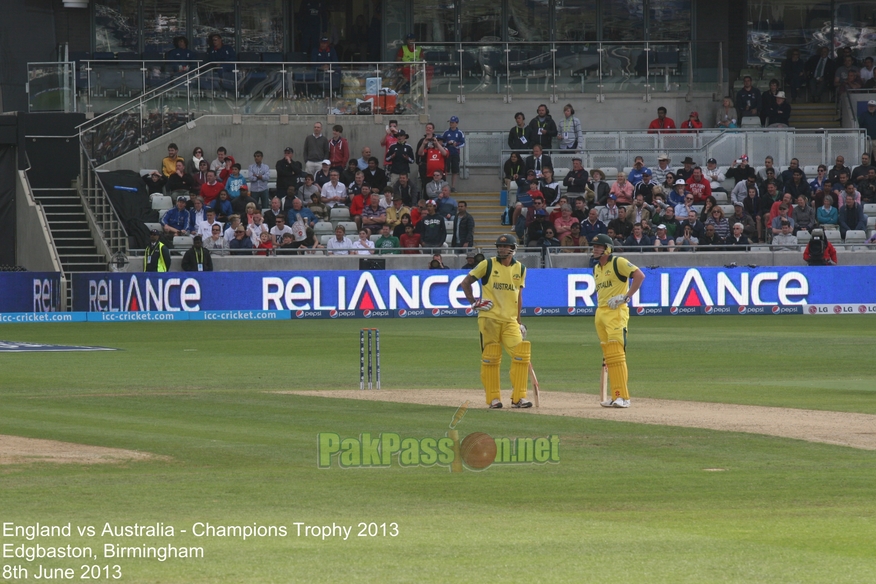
[
  {"xmin": 284, "ymin": 147, "xmax": 293, "ymax": 152},
  {"xmin": 448, "ymin": 116, "xmax": 460, "ymax": 123},
  {"xmin": 397, "ymin": 130, "xmax": 408, "ymax": 137},
  {"xmin": 869, "ymin": 100, "xmax": 876, "ymax": 106},
  {"xmin": 321, "ymin": 159, "xmax": 331, "ymax": 165},
  {"xmin": 690, "ymin": 111, "xmax": 699, "ymax": 117},
  {"xmin": 609, "ymin": 194, "xmax": 617, "ymax": 200},
  {"xmin": 657, "ymin": 224, "xmax": 666, "ymax": 230},
  {"xmin": 426, "ymin": 199, "xmax": 437, "ymax": 206},
  {"xmin": 681, "ymin": 156, "xmax": 695, "ymax": 165},
  {"xmin": 741, "ymin": 154, "xmax": 749, "ymax": 160},
  {"xmin": 707, "ymin": 157, "xmax": 717, "ymax": 164},
  {"xmin": 149, "ymin": 229, "xmax": 159, "ymax": 235},
  {"xmin": 657, "ymin": 152, "xmax": 670, "ymax": 161},
  {"xmin": 642, "ymin": 169, "xmax": 652, "ymax": 175},
  {"xmin": 674, "ymin": 178, "xmax": 687, "ymax": 185},
  {"xmin": 320, "ymin": 36, "xmax": 329, "ymax": 42},
  {"xmin": 535, "ymin": 209, "xmax": 547, "ymax": 216},
  {"xmin": 527, "ymin": 169, "xmax": 537, "ymax": 175},
  {"xmin": 235, "ymin": 227, "xmax": 245, "ymax": 232},
  {"xmin": 733, "ymin": 200, "xmax": 744, "ymax": 206},
  {"xmin": 177, "ymin": 196, "xmax": 187, "ymax": 203},
  {"xmin": 405, "ymin": 33, "xmax": 416, "ymax": 40},
  {"xmin": 776, "ymin": 91, "xmax": 786, "ymax": 99}
]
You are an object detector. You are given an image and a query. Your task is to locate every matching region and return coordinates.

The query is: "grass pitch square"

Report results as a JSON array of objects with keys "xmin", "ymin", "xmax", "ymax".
[{"xmin": 1, "ymin": 316, "xmax": 876, "ymax": 583}]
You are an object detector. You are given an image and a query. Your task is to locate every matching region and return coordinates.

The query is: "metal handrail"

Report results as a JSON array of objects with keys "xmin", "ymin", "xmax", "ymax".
[{"xmin": 80, "ymin": 150, "xmax": 129, "ymax": 257}]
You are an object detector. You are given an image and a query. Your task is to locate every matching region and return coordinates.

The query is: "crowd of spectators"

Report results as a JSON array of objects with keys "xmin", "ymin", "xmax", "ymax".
[{"xmin": 142, "ymin": 116, "xmax": 476, "ymax": 265}]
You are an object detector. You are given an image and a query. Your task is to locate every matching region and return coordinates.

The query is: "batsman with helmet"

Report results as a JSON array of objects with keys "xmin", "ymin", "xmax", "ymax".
[
  {"xmin": 591, "ymin": 233, "xmax": 645, "ymax": 408},
  {"xmin": 461, "ymin": 234, "xmax": 532, "ymax": 409}
]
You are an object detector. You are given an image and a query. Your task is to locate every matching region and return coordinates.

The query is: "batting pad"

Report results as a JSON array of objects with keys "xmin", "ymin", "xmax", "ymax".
[
  {"xmin": 481, "ymin": 343, "xmax": 503, "ymax": 404},
  {"xmin": 602, "ymin": 341, "xmax": 629, "ymax": 400},
  {"xmin": 510, "ymin": 341, "xmax": 531, "ymax": 403}
]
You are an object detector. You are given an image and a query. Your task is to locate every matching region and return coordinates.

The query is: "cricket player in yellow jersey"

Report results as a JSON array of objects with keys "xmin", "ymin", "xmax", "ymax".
[
  {"xmin": 461, "ymin": 234, "xmax": 532, "ymax": 409},
  {"xmin": 591, "ymin": 233, "xmax": 645, "ymax": 408}
]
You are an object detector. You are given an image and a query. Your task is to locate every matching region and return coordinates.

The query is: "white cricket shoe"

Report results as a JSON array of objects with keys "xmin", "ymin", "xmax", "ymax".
[
  {"xmin": 512, "ymin": 398, "xmax": 533, "ymax": 409},
  {"xmin": 611, "ymin": 398, "xmax": 630, "ymax": 408},
  {"xmin": 600, "ymin": 400, "xmax": 614, "ymax": 408},
  {"xmin": 489, "ymin": 398, "xmax": 503, "ymax": 409}
]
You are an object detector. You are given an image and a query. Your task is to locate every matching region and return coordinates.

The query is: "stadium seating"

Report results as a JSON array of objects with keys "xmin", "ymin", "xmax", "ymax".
[
  {"xmin": 173, "ymin": 235, "xmax": 194, "ymax": 249},
  {"xmin": 845, "ymin": 230, "xmax": 867, "ymax": 244},
  {"xmin": 314, "ymin": 222, "xmax": 334, "ymax": 235},
  {"xmin": 330, "ymin": 207, "xmax": 351, "ymax": 221},
  {"xmin": 152, "ymin": 196, "xmax": 173, "ymax": 210},
  {"xmin": 824, "ymin": 229, "xmax": 841, "ymax": 243},
  {"xmin": 338, "ymin": 221, "xmax": 357, "ymax": 233}
]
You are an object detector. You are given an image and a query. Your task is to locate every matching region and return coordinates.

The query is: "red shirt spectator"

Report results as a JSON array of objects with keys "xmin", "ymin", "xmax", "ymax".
[
  {"xmin": 647, "ymin": 107, "xmax": 676, "ymax": 134},
  {"xmin": 686, "ymin": 169, "xmax": 712, "ymax": 203},
  {"xmin": 680, "ymin": 111, "xmax": 703, "ymax": 133},
  {"xmin": 328, "ymin": 128, "xmax": 350, "ymax": 169},
  {"xmin": 199, "ymin": 174, "xmax": 225, "ymax": 205},
  {"xmin": 349, "ymin": 192, "xmax": 368, "ymax": 217},
  {"xmin": 400, "ymin": 227, "xmax": 421, "ymax": 253}
]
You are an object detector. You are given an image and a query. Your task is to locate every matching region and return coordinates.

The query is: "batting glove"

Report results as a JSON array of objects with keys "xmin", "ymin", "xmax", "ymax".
[
  {"xmin": 519, "ymin": 323, "xmax": 527, "ymax": 339},
  {"xmin": 471, "ymin": 299, "xmax": 493, "ymax": 312},
  {"xmin": 607, "ymin": 294, "xmax": 628, "ymax": 309}
]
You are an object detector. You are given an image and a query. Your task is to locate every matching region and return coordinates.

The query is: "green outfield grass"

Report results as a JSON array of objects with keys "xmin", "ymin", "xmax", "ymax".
[{"xmin": 1, "ymin": 316, "xmax": 876, "ymax": 583}]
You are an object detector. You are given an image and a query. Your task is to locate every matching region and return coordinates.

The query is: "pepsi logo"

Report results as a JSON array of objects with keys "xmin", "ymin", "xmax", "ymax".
[
  {"xmin": 363, "ymin": 310, "xmax": 372, "ymax": 318},
  {"xmin": 636, "ymin": 307, "xmax": 645, "ymax": 315},
  {"xmin": 808, "ymin": 305, "xmax": 817, "ymax": 314},
  {"xmin": 771, "ymin": 306, "xmax": 780, "ymax": 314},
  {"xmin": 567, "ymin": 307, "xmax": 576, "ymax": 315},
  {"xmin": 533, "ymin": 307, "xmax": 543, "ymax": 315},
  {"xmin": 859, "ymin": 305, "xmax": 867, "ymax": 314},
  {"xmin": 833, "ymin": 305, "xmax": 842, "ymax": 314},
  {"xmin": 669, "ymin": 307, "xmax": 678, "ymax": 315},
  {"xmin": 295, "ymin": 310, "xmax": 305, "ymax": 318},
  {"xmin": 738, "ymin": 306, "xmax": 747, "ymax": 314},
  {"xmin": 704, "ymin": 306, "xmax": 714, "ymax": 314},
  {"xmin": 329, "ymin": 309, "xmax": 338, "ymax": 318},
  {"xmin": 465, "ymin": 308, "xmax": 475, "ymax": 316},
  {"xmin": 398, "ymin": 309, "xmax": 407, "ymax": 317},
  {"xmin": 432, "ymin": 308, "xmax": 441, "ymax": 316}
]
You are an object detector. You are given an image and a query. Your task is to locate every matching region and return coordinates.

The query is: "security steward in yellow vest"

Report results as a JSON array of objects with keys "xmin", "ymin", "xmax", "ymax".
[
  {"xmin": 144, "ymin": 229, "xmax": 171, "ymax": 272},
  {"xmin": 462, "ymin": 234, "xmax": 532, "ymax": 409},
  {"xmin": 591, "ymin": 233, "xmax": 645, "ymax": 408}
]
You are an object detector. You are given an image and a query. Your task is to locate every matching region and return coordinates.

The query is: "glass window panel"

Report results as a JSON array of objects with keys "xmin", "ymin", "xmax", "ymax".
[
  {"xmin": 603, "ymin": 0, "xmax": 645, "ymax": 41},
  {"xmin": 649, "ymin": 0, "xmax": 691, "ymax": 41},
  {"xmin": 747, "ymin": 0, "xmax": 831, "ymax": 66},
  {"xmin": 240, "ymin": 0, "xmax": 283, "ymax": 52},
  {"xmin": 834, "ymin": 1, "xmax": 876, "ymax": 54},
  {"xmin": 555, "ymin": 0, "xmax": 597, "ymax": 42},
  {"xmin": 413, "ymin": 0, "xmax": 455, "ymax": 43},
  {"xmin": 507, "ymin": 0, "xmax": 549, "ymax": 42},
  {"xmin": 192, "ymin": 0, "xmax": 236, "ymax": 53},
  {"xmin": 384, "ymin": 0, "xmax": 408, "ymax": 60},
  {"xmin": 460, "ymin": 0, "xmax": 501, "ymax": 42},
  {"xmin": 142, "ymin": 0, "xmax": 187, "ymax": 54},
  {"xmin": 94, "ymin": 0, "xmax": 139, "ymax": 53}
]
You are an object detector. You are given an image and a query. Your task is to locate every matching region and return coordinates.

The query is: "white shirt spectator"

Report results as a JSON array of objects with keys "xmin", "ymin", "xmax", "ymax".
[
  {"xmin": 327, "ymin": 236, "xmax": 353, "ymax": 255},
  {"xmin": 703, "ymin": 166, "xmax": 726, "ymax": 189},
  {"xmin": 270, "ymin": 225, "xmax": 295, "ymax": 245},
  {"xmin": 352, "ymin": 238, "xmax": 375, "ymax": 255},
  {"xmin": 322, "ymin": 181, "xmax": 348, "ymax": 207},
  {"xmin": 249, "ymin": 222, "xmax": 269, "ymax": 247},
  {"xmin": 198, "ymin": 219, "xmax": 223, "ymax": 239}
]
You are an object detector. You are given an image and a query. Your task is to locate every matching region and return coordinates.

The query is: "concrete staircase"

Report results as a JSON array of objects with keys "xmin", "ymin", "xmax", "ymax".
[
  {"xmin": 455, "ymin": 192, "xmax": 508, "ymax": 249},
  {"xmin": 790, "ymin": 102, "xmax": 840, "ymax": 129},
  {"xmin": 31, "ymin": 188, "xmax": 106, "ymax": 272}
]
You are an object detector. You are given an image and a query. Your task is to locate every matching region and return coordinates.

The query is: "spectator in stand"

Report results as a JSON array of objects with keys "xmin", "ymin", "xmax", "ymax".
[
  {"xmin": 210, "ymin": 190, "xmax": 233, "ymax": 223},
  {"xmin": 269, "ymin": 213, "xmax": 294, "ymax": 245},
  {"xmin": 281, "ymin": 185, "xmax": 302, "ymax": 211},
  {"xmin": 417, "ymin": 200, "xmax": 447, "ymax": 252},
  {"xmin": 686, "ymin": 166, "xmax": 712, "ymax": 203},
  {"xmin": 508, "ymin": 112, "xmax": 534, "ymax": 151},
  {"xmin": 224, "ymin": 163, "xmax": 247, "ymax": 199},
  {"xmin": 308, "ymin": 193, "xmax": 329, "ymax": 222},
  {"xmin": 197, "ymin": 208, "xmax": 223, "ymax": 239},
  {"xmin": 303, "ymin": 122, "xmax": 329, "ymax": 176},
  {"xmin": 839, "ymin": 193, "xmax": 867, "ymax": 239},
  {"xmin": 287, "ymin": 197, "xmax": 318, "ymax": 232},
  {"xmin": 527, "ymin": 104, "xmax": 558, "ymax": 150},
  {"xmin": 357, "ymin": 147, "xmax": 372, "ymax": 171},
  {"xmin": 210, "ymin": 147, "xmax": 229, "ymax": 173},
  {"xmin": 731, "ymin": 201, "xmax": 758, "ymax": 241},
  {"xmin": 392, "ymin": 173, "xmax": 419, "ymax": 207},
  {"xmin": 760, "ymin": 79, "xmax": 781, "ymax": 126},
  {"xmin": 757, "ymin": 155, "xmax": 777, "ymax": 182},
  {"xmin": 275, "ymin": 147, "xmax": 302, "ymax": 196},
  {"xmin": 229, "ymin": 225, "xmax": 253, "ymax": 255},
  {"xmin": 539, "ymin": 167, "xmax": 562, "ymax": 205},
  {"xmin": 770, "ymin": 203, "xmax": 795, "ymax": 236},
  {"xmin": 610, "ymin": 172, "xmax": 633, "ymax": 205},
  {"xmin": 702, "ymin": 158, "xmax": 726, "ymax": 192},
  {"xmin": 676, "ymin": 223, "xmax": 698, "ymax": 250},
  {"xmin": 314, "ymin": 160, "xmax": 332, "ymax": 187},
  {"xmin": 526, "ymin": 207, "xmax": 552, "ymax": 246},
  {"xmin": 772, "ymin": 220, "xmax": 798, "ymax": 250},
  {"xmin": 766, "ymin": 92, "xmax": 792, "ymax": 127},
  {"xmin": 572, "ymin": 197, "xmax": 589, "ymax": 222},
  {"xmin": 828, "ymin": 156, "xmax": 851, "ymax": 184},
  {"xmin": 581, "ymin": 207, "xmax": 606, "ymax": 240},
  {"xmin": 706, "ymin": 206, "xmax": 731, "ymax": 240},
  {"xmin": 735, "ymin": 76, "xmax": 761, "ymax": 121},
  {"xmin": 362, "ymin": 193, "xmax": 388, "ymax": 234},
  {"xmin": 809, "ymin": 164, "xmax": 828, "ymax": 195},
  {"xmin": 425, "ymin": 170, "xmax": 448, "ymax": 201},
  {"xmin": 627, "ymin": 193, "xmax": 652, "ymax": 229},
  {"xmin": 364, "ymin": 157, "xmax": 388, "ymax": 192},
  {"xmin": 725, "ymin": 222, "xmax": 751, "ymax": 248},
  {"xmin": 860, "ymin": 57, "xmax": 875, "ymax": 87},
  {"xmin": 327, "ymin": 225, "xmax": 353, "ymax": 255},
  {"xmin": 232, "ymin": 185, "xmax": 257, "ymax": 216},
  {"xmin": 605, "ymin": 227, "xmax": 624, "ymax": 249},
  {"xmin": 166, "ymin": 36, "xmax": 196, "ymax": 72},
  {"xmin": 204, "ymin": 223, "xmax": 228, "ymax": 255},
  {"xmin": 418, "ymin": 129, "xmax": 448, "ymax": 189},
  {"xmin": 190, "ymin": 196, "xmax": 207, "ymax": 227},
  {"xmin": 806, "ymin": 47, "xmax": 833, "ymax": 103},
  {"xmin": 536, "ymin": 227, "xmax": 562, "ymax": 253},
  {"xmin": 558, "ymin": 104, "xmax": 583, "ymax": 151},
  {"xmin": 560, "ymin": 221, "xmax": 587, "ymax": 251},
  {"xmin": 410, "ymin": 198, "xmax": 426, "ymax": 226},
  {"xmin": 452, "ymin": 201, "xmax": 474, "ymax": 250},
  {"xmin": 348, "ymin": 184, "xmax": 370, "ymax": 230},
  {"xmin": 680, "ymin": 111, "xmax": 703, "ymax": 133},
  {"xmin": 167, "ymin": 159, "xmax": 199, "ymax": 197},
  {"xmin": 860, "ymin": 100, "xmax": 876, "ymax": 145},
  {"xmin": 192, "ymin": 159, "xmax": 210, "ymax": 188},
  {"xmin": 836, "ymin": 59, "xmax": 862, "ymax": 97},
  {"xmin": 784, "ymin": 168, "xmax": 811, "ymax": 201},
  {"xmin": 441, "ymin": 116, "xmax": 465, "ymax": 192},
  {"xmin": 385, "ymin": 130, "xmax": 415, "ymax": 185},
  {"xmin": 207, "ymin": 33, "xmax": 236, "ymax": 72},
  {"xmin": 341, "ymin": 158, "xmax": 360, "ymax": 186},
  {"xmin": 652, "ymin": 153, "xmax": 673, "ymax": 185},
  {"xmin": 386, "ymin": 196, "xmax": 411, "ymax": 232},
  {"xmin": 247, "ymin": 210, "xmax": 269, "ymax": 247},
  {"xmin": 804, "ymin": 229, "xmax": 837, "ymax": 265},
  {"xmin": 759, "ymin": 167, "xmax": 783, "ymax": 194},
  {"xmin": 548, "ymin": 196, "xmax": 567, "ymax": 224},
  {"xmin": 852, "ymin": 152, "xmax": 875, "ymax": 183},
  {"xmin": 321, "ymin": 170, "xmax": 347, "ymax": 208},
  {"xmin": 524, "ymin": 145, "xmax": 552, "ymax": 179},
  {"xmin": 716, "ymin": 97, "xmax": 737, "ymax": 129},
  {"xmin": 186, "ymin": 147, "xmax": 205, "ymax": 175},
  {"xmin": 255, "ymin": 231, "xmax": 274, "ymax": 256},
  {"xmin": 608, "ymin": 206, "xmax": 632, "ymax": 240},
  {"xmin": 352, "ymin": 229, "xmax": 375, "ymax": 255},
  {"xmin": 727, "ymin": 154, "xmax": 756, "ymax": 185},
  {"xmin": 659, "ymin": 171, "xmax": 677, "ymax": 198},
  {"xmin": 162, "ymin": 196, "xmax": 194, "ymax": 236},
  {"xmin": 504, "ymin": 152, "xmax": 525, "ymax": 194},
  {"xmin": 553, "ymin": 204, "xmax": 577, "ymax": 241},
  {"xmin": 699, "ymin": 223, "xmax": 724, "ymax": 249},
  {"xmin": 598, "ymin": 195, "xmax": 620, "ymax": 224},
  {"xmin": 399, "ymin": 223, "xmax": 421, "ymax": 254},
  {"xmin": 562, "ymin": 157, "xmax": 589, "ymax": 197},
  {"xmin": 299, "ymin": 173, "xmax": 321, "ymax": 202},
  {"xmin": 647, "ymin": 106, "xmax": 676, "ymax": 133},
  {"xmin": 143, "ymin": 170, "xmax": 167, "ymax": 195},
  {"xmin": 839, "ymin": 181, "xmax": 861, "ymax": 208},
  {"xmin": 699, "ymin": 196, "xmax": 718, "ymax": 223},
  {"xmin": 675, "ymin": 192, "xmax": 695, "ymax": 220},
  {"xmin": 632, "ymin": 170, "xmax": 656, "ymax": 204},
  {"xmin": 653, "ymin": 203, "xmax": 678, "ymax": 238},
  {"xmin": 732, "ymin": 174, "xmax": 759, "ymax": 206},
  {"xmin": 375, "ymin": 224, "xmax": 400, "ymax": 254},
  {"xmin": 381, "ymin": 119, "xmax": 399, "ymax": 158},
  {"xmin": 669, "ymin": 178, "xmax": 689, "ymax": 207},
  {"xmin": 436, "ymin": 185, "xmax": 458, "ymax": 220},
  {"xmin": 860, "ymin": 168, "xmax": 876, "ymax": 203},
  {"xmin": 589, "ymin": 169, "xmax": 611, "ymax": 205},
  {"xmin": 675, "ymin": 156, "xmax": 696, "ymax": 181},
  {"xmin": 627, "ymin": 156, "xmax": 650, "ymax": 185},
  {"xmin": 162, "ymin": 143, "xmax": 181, "ymax": 177},
  {"xmin": 652, "ymin": 224, "xmax": 675, "ymax": 251},
  {"xmin": 247, "ymin": 151, "xmax": 271, "ymax": 209},
  {"xmin": 264, "ymin": 197, "xmax": 283, "ymax": 229},
  {"xmin": 623, "ymin": 223, "xmax": 653, "ymax": 249},
  {"xmin": 679, "ymin": 209, "xmax": 705, "ymax": 239},
  {"xmin": 327, "ymin": 124, "xmax": 349, "ymax": 173}
]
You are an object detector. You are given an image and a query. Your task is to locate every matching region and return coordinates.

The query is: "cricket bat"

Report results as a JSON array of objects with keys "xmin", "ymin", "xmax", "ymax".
[
  {"xmin": 599, "ymin": 360, "xmax": 608, "ymax": 403},
  {"xmin": 528, "ymin": 363, "xmax": 540, "ymax": 408}
]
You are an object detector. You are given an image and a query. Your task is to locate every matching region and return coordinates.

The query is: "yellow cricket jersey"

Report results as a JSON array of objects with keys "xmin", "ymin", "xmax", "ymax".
[
  {"xmin": 468, "ymin": 257, "xmax": 526, "ymax": 322},
  {"xmin": 593, "ymin": 255, "xmax": 638, "ymax": 308}
]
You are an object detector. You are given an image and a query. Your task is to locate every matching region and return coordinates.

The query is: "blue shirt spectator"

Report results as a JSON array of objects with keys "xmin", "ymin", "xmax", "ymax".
[
  {"xmin": 161, "ymin": 199, "xmax": 194, "ymax": 233},
  {"xmin": 207, "ymin": 34, "xmax": 237, "ymax": 72}
]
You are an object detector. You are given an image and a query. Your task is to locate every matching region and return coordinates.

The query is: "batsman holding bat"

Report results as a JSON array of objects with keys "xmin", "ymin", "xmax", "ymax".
[
  {"xmin": 590, "ymin": 233, "xmax": 645, "ymax": 408},
  {"xmin": 462, "ymin": 234, "xmax": 532, "ymax": 409}
]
